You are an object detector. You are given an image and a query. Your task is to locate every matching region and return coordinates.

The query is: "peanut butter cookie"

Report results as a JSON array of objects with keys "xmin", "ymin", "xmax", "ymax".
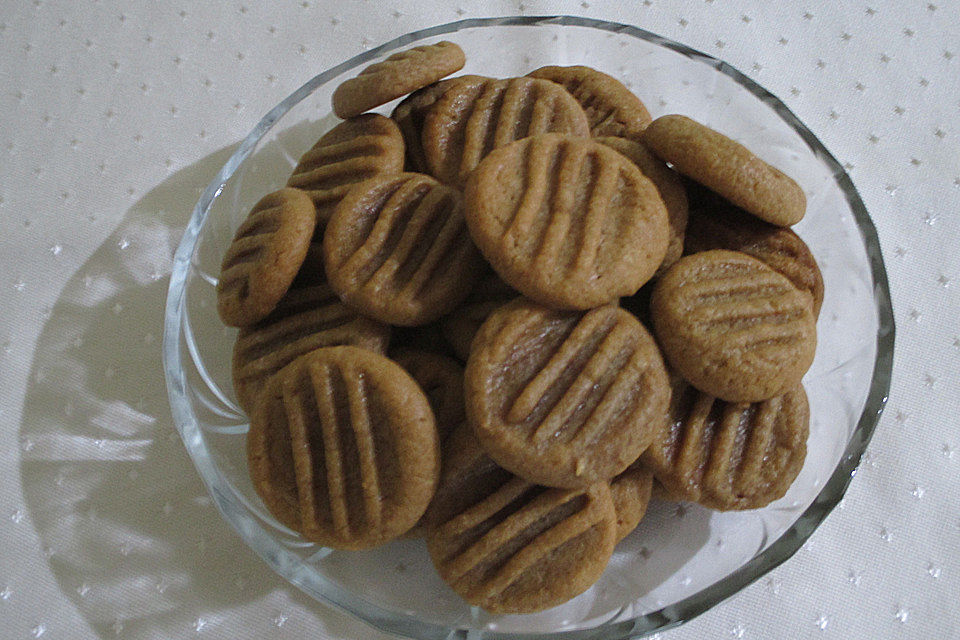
[
  {"xmin": 422, "ymin": 76, "xmax": 590, "ymax": 187},
  {"xmin": 391, "ymin": 349, "xmax": 465, "ymax": 443},
  {"xmin": 641, "ymin": 377, "xmax": 809, "ymax": 510},
  {"xmin": 439, "ymin": 273, "xmax": 518, "ymax": 361},
  {"xmin": 247, "ymin": 346, "xmax": 440, "ymax": 548},
  {"xmin": 641, "ymin": 115, "xmax": 806, "ymax": 226},
  {"xmin": 232, "ymin": 280, "xmax": 390, "ymax": 413},
  {"xmin": 465, "ymin": 300, "xmax": 670, "ymax": 488},
  {"xmin": 391, "ymin": 75, "xmax": 487, "ymax": 173},
  {"xmin": 610, "ymin": 462, "xmax": 654, "ymax": 542},
  {"xmin": 217, "ymin": 188, "xmax": 316, "ymax": 327},
  {"xmin": 596, "ymin": 136, "xmax": 689, "ymax": 275},
  {"xmin": 323, "ymin": 172, "xmax": 484, "ymax": 326},
  {"xmin": 650, "ymin": 250, "xmax": 816, "ymax": 402},
  {"xmin": 287, "ymin": 114, "xmax": 405, "ymax": 223},
  {"xmin": 332, "ymin": 41, "xmax": 466, "ymax": 119},
  {"xmin": 685, "ymin": 200, "xmax": 824, "ymax": 316},
  {"xmin": 423, "ymin": 425, "xmax": 616, "ymax": 613},
  {"xmin": 464, "ymin": 134, "xmax": 669, "ymax": 309},
  {"xmin": 527, "ymin": 65, "xmax": 652, "ymax": 140}
]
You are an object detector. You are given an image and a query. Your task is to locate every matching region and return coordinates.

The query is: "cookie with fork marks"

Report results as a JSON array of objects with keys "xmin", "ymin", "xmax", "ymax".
[
  {"xmin": 465, "ymin": 299, "xmax": 670, "ymax": 488},
  {"xmin": 247, "ymin": 346, "xmax": 439, "ymax": 548}
]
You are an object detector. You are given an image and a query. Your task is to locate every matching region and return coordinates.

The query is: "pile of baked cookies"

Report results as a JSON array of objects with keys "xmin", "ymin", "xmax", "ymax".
[{"xmin": 216, "ymin": 41, "xmax": 822, "ymax": 614}]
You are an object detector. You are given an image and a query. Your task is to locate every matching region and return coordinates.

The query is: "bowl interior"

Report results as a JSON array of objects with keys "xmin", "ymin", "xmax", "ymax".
[{"xmin": 166, "ymin": 17, "xmax": 889, "ymax": 639}]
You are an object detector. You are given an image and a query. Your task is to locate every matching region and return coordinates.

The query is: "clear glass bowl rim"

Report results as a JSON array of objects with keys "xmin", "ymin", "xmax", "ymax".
[{"xmin": 162, "ymin": 14, "xmax": 895, "ymax": 640}]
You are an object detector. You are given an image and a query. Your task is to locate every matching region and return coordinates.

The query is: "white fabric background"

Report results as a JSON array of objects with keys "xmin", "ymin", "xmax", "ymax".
[{"xmin": 1, "ymin": 1, "xmax": 957, "ymax": 638}]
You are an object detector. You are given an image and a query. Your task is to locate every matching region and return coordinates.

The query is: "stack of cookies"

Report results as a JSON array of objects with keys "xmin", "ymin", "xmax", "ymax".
[{"xmin": 217, "ymin": 40, "xmax": 821, "ymax": 614}]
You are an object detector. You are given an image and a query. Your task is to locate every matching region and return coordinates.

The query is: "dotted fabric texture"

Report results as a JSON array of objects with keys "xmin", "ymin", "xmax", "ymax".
[{"xmin": 0, "ymin": 1, "xmax": 957, "ymax": 639}]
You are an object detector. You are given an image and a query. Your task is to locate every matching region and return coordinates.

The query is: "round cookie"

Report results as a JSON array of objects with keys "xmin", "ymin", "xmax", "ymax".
[
  {"xmin": 641, "ymin": 114, "xmax": 807, "ymax": 226},
  {"xmin": 440, "ymin": 273, "xmax": 518, "ymax": 361},
  {"xmin": 390, "ymin": 349, "xmax": 465, "ymax": 443},
  {"xmin": 332, "ymin": 41, "xmax": 466, "ymax": 119},
  {"xmin": 232, "ymin": 280, "xmax": 390, "ymax": 413},
  {"xmin": 323, "ymin": 172, "xmax": 484, "ymax": 326},
  {"xmin": 422, "ymin": 76, "xmax": 591, "ymax": 187},
  {"xmin": 527, "ymin": 65, "xmax": 652, "ymax": 140},
  {"xmin": 217, "ymin": 188, "xmax": 316, "ymax": 327},
  {"xmin": 287, "ymin": 114, "xmax": 405, "ymax": 224},
  {"xmin": 641, "ymin": 377, "xmax": 809, "ymax": 510},
  {"xmin": 391, "ymin": 75, "xmax": 487, "ymax": 173},
  {"xmin": 684, "ymin": 201, "xmax": 824, "ymax": 317},
  {"xmin": 650, "ymin": 250, "xmax": 817, "ymax": 402},
  {"xmin": 423, "ymin": 425, "xmax": 617, "ymax": 614},
  {"xmin": 247, "ymin": 346, "xmax": 440, "ymax": 549},
  {"xmin": 610, "ymin": 462, "xmax": 654, "ymax": 542},
  {"xmin": 596, "ymin": 136, "xmax": 689, "ymax": 276},
  {"xmin": 465, "ymin": 299, "xmax": 670, "ymax": 488},
  {"xmin": 464, "ymin": 134, "xmax": 669, "ymax": 309}
]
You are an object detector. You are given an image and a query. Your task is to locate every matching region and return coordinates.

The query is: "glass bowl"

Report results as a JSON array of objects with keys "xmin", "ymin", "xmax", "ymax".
[{"xmin": 162, "ymin": 15, "xmax": 894, "ymax": 639}]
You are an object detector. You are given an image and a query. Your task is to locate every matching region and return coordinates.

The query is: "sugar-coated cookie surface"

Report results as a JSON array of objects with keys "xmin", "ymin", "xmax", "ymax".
[
  {"xmin": 247, "ymin": 346, "xmax": 440, "ymax": 550},
  {"xmin": 642, "ymin": 114, "xmax": 806, "ymax": 226}
]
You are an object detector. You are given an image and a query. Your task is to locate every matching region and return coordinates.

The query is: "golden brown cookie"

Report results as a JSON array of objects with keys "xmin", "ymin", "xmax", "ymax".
[
  {"xmin": 596, "ymin": 136, "xmax": 688, "ymax": 275},
  {"xmin": 464, "ymin": 134, "xmax": 669, "ymax": 309},
  {"xmin": 287, "ymin": 114, "xmax": 405, "ymax": 223},
  {"xmin": 527, "ymin": 65, "xmax": 652, "ymax": 140},
  {"xmin": 423, "ymin": 425, "xmax": 616, "ymax": 614},
  {"xmin": 422, "ymin": 76, "xmax": 591, "ymax": 187},
  {"xmin": 651, "ymin": 250, "xmax": 817, "ymax": 402},
  {"xmin": 391, "ymin": 75, "xmax": 487, "ymax": 173},
  {"xmin": 465, "ymin": 300, "xmax": 670, "ymax": 488},
  {"xmin": 641, "ymin": 115, "xmax": 806, "ymax": 226},
  {"xmin": 439, "ymin": 273, "xmax": 518, "ymax": 361},
  {"xmin": 332, "ymin": 41, "xmax": 466, "ymax": 119},
  {"xmin": 217, "ymin": 188, "xmax": 317, "ymax": 327},
  {"xmin": 684, "ymin": 202, "xmax": 824, "ymax": 317},
  {"xmin": 232, "ymin": 280, "xmax": 390, "ymax": 413},
  {"xmin": 323, "ymin": 172, "xmax": 484, "ymax": 326},
  {"xmin": 610, "ymin": 462, "xmax": 654, "ymax": 542},
  {"xmin": 247, "ymin": 346, "xmax": 440, "ymax": 549},
  {"xmin": 390, "ymin": 349, "xmax": 464, "ymax": 443},
  {"xmin": 641, "ymin": 378, "xmax": 809, "ymax": 510}
]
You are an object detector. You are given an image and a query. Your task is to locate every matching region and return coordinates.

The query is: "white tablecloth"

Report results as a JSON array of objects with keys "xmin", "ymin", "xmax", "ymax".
[{"xmin": 1, "ymin": 1, "xmax": 957, "ymax": 638}]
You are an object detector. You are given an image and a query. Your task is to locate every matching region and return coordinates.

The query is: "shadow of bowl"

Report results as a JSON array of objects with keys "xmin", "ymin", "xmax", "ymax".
[{"xmin": 18, "ymin": 140, "xmax": 396, "ymax": 639}]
